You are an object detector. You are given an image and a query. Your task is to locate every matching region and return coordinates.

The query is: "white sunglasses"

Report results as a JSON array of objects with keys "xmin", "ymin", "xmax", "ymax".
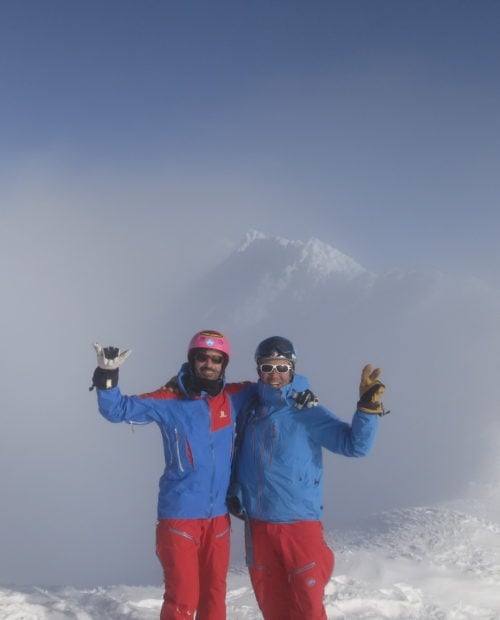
[{"xmin": 258, "ymin": 363, "xmax": 293, "ymax": 374}]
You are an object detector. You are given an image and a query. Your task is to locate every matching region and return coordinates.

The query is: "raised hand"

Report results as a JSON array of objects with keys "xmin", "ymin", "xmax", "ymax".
[
  {"xmin": 357, "ymin": 364, "xmax": 388, "ymax": 415},
  {"xmin": 90, "ymin": 343, "xmax": 132, "ymax": 391},
  {"xmin": 93, "ymin": 343, "xmax": 132, "ymax": 369}
]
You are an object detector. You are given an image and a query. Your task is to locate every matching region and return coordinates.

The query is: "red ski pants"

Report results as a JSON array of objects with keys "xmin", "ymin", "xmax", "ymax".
[
  {"xmin": 248, "ymin": 519, "xmax": 334, "ymax": 620},
  {"xmin": 156, "ymin": 515, "xmax": 231, "ymax": 620}
]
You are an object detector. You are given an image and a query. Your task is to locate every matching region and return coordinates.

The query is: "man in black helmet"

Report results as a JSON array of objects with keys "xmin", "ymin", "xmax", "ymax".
[{"xmin": 228, "ymin": 336, "xmax": 386, "ymax": 620}]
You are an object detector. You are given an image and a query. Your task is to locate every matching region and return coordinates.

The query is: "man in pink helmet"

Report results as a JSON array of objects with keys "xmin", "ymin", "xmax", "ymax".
[{"xmin": 91, "ymin": 330, "xmax": 256, "ymax": 620}]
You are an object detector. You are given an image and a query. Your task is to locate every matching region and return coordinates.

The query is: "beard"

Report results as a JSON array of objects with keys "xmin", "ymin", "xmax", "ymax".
[{"xmin": 183, "ymin": 371, "xmax": 223, "ymax": 396}]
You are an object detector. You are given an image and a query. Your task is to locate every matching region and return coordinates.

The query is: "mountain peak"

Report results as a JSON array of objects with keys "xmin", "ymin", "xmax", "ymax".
[
  {"xmin": 237, "ymin": 230, "xmax": 369, "ymax": 282},
  {"xmin": 183, "ymin": 231, "xmax": 374, "ymax": 329}
]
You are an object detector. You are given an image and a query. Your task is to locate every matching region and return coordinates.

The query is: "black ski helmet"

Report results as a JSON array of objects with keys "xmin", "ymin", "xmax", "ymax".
[{"xmin": 254, "ymin": 336, "xmax": 297, "ymax": 364}]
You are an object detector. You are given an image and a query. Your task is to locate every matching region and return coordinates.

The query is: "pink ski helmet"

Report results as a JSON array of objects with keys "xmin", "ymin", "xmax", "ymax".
[{"xmin": 188, "ymin": 330, "xmax": 231, "ymax": 364}]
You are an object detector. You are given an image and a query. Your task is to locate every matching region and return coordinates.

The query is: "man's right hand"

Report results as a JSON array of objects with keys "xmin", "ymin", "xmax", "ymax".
[
  {"xmin": 93, "ymin": 343, "xmax": 132, "ymax": 369},
  {"xmin": 90, "ymin": 343, "xmax": 132, "ymax": 391},
  {"xmin": 162, "ymin": 375, "xmax": 181, "ymax": 394}
]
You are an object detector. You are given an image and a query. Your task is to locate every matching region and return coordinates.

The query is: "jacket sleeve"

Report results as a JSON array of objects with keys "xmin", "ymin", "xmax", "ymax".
[
  {"xmin": 303, "ymin": 405, "xmax": 378, "ymax": 457},
  {"xmin": 138, "ymin": 386, "xmax": 181, "ymax": 400},
  {"xmin": 97, "ymin": 386, "xmax": 163, "ymax": 425}
]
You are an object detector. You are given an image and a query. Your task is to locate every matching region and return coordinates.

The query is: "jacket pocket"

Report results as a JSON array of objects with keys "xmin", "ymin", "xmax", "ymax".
[{"xmin": 163, "ymin": 428, "xmax": 195, "ymax": 479}]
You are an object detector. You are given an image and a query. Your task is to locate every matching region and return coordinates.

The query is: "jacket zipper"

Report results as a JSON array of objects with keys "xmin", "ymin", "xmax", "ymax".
[
  {"xmin": 254, "ymin": 419, "xmax": 276, "ymax": 516},
  {"xmin": 207, "ymin": 399, "xmax": 216, "ymax": 517},
  {"xmin": 173, "ymin": 428, "xmax": 184, "ymax": 473}
]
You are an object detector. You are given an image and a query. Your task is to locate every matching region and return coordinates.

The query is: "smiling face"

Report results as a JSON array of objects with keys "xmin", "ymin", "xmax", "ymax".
[
  {"xmin": 193, "ymin": 349, "xmax": 225, "ymax": 381},
  {"xmin": 257, "ymin": 357, "xmax": 293, "ymax": 390}
]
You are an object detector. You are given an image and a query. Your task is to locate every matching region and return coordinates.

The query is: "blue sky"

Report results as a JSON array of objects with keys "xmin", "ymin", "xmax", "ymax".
[{"xmin": 2, "ymin": 0, "xmax": 500, "ymax": 283}]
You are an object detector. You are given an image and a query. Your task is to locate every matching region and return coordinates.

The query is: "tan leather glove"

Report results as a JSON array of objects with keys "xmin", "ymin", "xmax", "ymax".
[
  {"xmin": 357, "ymin": 364, "xmax": 388, "ymax": 415},
  {"xmin": 162, "ymin": 375, "xmax": 181, "ymax": 394}
]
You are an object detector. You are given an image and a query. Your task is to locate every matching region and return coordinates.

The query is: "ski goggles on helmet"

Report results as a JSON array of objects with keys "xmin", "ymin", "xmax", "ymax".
[
  {"xmin": 255, "ymin": 336, "xmax": 296, "ymax": 363},
  {"xmin": 258, "ymin": 363, "xmax": 293, "ymax": 374}
]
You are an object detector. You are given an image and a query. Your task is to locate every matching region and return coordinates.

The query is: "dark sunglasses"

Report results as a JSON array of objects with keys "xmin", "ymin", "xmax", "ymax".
[
  {"xmin": 259, "ymin": 363, "xmax": 293, "ymax": 374},
  {"xmin": 195, "ymin": 352, "xmax": 224, "ymax": 364}
]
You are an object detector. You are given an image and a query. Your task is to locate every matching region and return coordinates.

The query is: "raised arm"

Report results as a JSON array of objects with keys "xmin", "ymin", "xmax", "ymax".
[
  {"xmin": 90, "ymin": 342, "xmax": 159, "ymax": 425},
  {"xmin": 302, "ymin": 364, "xmax": 388, "ymax": 457}
]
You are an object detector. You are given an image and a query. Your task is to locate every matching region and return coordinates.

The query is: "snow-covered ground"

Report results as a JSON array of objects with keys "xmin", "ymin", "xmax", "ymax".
[{"xmin": 3, "ymin": 497, "xmax": 500, "ymax": 619}]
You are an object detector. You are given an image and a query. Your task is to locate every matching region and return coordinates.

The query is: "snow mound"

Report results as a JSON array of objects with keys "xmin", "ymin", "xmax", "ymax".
[
  {"xmin": 2, "ymin": 504, "xmax": 500, "ymax": 618},
  {"xmin": 328, "ymin": 505, "xmax": 500, "ymax": 618},
  {"xmin": 0, "ymin": 585, "xmax": 162, "ymax": 619}
]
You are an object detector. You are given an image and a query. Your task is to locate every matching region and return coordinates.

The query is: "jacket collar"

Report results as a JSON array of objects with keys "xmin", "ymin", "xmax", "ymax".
[{"xmin": 257, "ymin": 373, "xmax": 310, "ymax": 408}]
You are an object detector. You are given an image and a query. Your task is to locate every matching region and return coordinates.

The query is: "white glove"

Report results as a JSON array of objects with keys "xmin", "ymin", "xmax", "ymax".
[{"xmin": 93, "ymin": 343, "xmax": 132, "ymax": 370}]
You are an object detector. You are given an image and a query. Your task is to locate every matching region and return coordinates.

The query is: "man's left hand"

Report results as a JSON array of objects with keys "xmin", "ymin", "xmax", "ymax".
[{"xmin": 357, "ymin": 364, "xmax": 388, "ymax": 415}]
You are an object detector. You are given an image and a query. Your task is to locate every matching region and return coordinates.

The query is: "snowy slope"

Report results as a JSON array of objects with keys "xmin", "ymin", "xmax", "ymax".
[{"xmin": 2, "ymin": 501, "xmax": 500, "ymax": 618}]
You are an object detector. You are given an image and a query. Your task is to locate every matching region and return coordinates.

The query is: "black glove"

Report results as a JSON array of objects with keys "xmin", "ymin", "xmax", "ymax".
[
  {"xmin": 226, "ymin": 483, "xmax": 245, "ymax": 520},
  {"xmin": 293, "ymin": 389, "xmax": 319, "ymax": 410},
  {"xmin": 89, "ymin": 343, "xmax": 131, "ymax": 391},
  {"xmin": 90, "ymin": 366, "xmax": 118, "ymax": 391},
  {"xmin": 227, "ymin": 496, "xmax": 244, "ymax": 520}
]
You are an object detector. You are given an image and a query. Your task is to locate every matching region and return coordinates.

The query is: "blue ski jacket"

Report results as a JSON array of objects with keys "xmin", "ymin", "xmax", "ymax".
[
  {"xmin": 96, "ymin": 363, "xmax": 256, "ymax": 520},
  {"xmin": 234, "ymin": 373, "xmax": 378, "ymax": 523}
]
